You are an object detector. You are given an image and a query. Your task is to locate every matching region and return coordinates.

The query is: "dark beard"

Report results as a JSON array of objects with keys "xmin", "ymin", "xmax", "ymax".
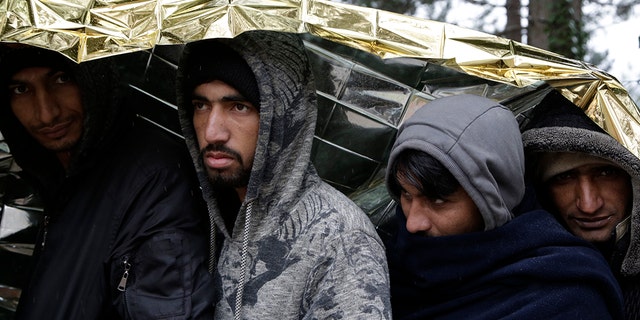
[
  {"xmin": 199, "ymin": 144, "xmax": 251, "ymax": 189},
  {"xmin": 206, "ymin": 167, "xmax": 251, "ymax": 189}
]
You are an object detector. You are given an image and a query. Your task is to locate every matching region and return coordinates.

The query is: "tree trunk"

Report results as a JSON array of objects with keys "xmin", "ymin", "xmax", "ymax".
[
  {"xmin": 503, "ymin": 0, "xmax": 522, "ymax": 42},
  {"xmin": 527, "ymin": 0, "xmax": 552, "ymax": 49},
  {"xmin": 572, "ymin": 0, "xmax": 586, "ymax": 59}
]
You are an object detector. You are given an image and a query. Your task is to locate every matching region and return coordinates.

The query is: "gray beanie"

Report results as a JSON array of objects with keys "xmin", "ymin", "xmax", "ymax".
[{"xmin": 536, "ymin": 152, "xmax": 617, "ymax": 182}]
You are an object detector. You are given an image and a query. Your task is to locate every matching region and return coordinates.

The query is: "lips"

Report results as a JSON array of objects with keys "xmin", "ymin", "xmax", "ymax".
[
  {"xmin": 571, "ymin": 215, "xmax": 612, "ymax": 229},
  {"xmin": 38, "ymin": 121, "xmax": 72, "ymax": 139},
  {"xmin": 204, "ymin": 151, "xmax": 236, "ymax": 169}
]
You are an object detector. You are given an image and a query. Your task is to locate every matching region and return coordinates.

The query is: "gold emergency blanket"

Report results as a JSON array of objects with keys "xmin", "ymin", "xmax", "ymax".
[
  {"xmin": 0, "ymin": 0, "xmax": 638, "ymax": 154},
  {"xmin": 1, "ymin": 2, "xmax": 639, "ymax": 313},
  {"xmin": 0, "ymin": 0, "xmax": 640, "ymax": 155}
]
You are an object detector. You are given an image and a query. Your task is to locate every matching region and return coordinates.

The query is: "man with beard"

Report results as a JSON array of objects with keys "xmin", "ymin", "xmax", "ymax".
[
  {"xmin": 385, "ymin": 94, "xmax": 623, "ymax": 319},
  {"xmin": 176, "ymin": 31, "xmax": 391, "ymax": 319},
  {"xmin": 0, "ymin": 44, "xmax": 214, "ymax": 319},
  {"xmin": 522, "ymin": 90, "xmax": 640, "ymax": 319}
]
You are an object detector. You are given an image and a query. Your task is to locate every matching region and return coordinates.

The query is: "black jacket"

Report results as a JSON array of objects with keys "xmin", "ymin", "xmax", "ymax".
[{"xmin": 0, "ymin": 46, "xmax": 214, "ymax": 319}]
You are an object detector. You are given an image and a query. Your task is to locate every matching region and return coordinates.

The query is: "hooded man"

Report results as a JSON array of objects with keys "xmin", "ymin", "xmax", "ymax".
[
  {"xmin": 385, "ymin": 94, "xmax": 623, "ymax": 319},
  {"xmin": 522, "ymin": 90, "xmax": 640, "ymax": 319},
  {"xmin": 175, "ymin": 31, "xmax": 391, "ymax": 319},
  {"xmin": 0, "ymin": 45, "xmax": 214, "ymax": 319}
]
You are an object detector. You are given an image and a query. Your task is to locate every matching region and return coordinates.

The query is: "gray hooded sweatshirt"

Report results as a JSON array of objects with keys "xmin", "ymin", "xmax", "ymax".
[
  {"xmin": 176, "ymin": 31, "xmax": 391, "ymax": 319},
  {"xmin": 386, "ymin": 94, "xmax": 525, "ymax": 230}
]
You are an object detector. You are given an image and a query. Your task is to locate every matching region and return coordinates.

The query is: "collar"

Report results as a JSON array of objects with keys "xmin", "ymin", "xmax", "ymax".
[{"xmin": 615, "ymin": 215, "xmax": 631, "ymax": 243}]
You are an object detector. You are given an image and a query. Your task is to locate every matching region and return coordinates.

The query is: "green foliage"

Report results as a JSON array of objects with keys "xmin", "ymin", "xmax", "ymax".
[
  {"xmin": 343, "ymin": 0, "xmax": 639, "ymax": 70},
  {"xmin": 546, "ymin": 0, "xmax": 589, "ymax": 60}
]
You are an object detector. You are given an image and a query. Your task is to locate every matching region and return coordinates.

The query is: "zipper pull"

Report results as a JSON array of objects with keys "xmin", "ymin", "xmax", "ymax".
[
  {"xmin": 117, "ymin": 258, "xmax": 131, "ymax": 292},
  {"xmin": 41, "ymin": 216, "xmax": 50, "ymax": 249}
]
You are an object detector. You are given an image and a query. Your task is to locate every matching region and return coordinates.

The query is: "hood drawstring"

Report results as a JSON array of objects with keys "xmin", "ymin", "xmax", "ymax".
[{"xmin": 234, "ymin": 200, "xmax": 253, "ymax": 320}]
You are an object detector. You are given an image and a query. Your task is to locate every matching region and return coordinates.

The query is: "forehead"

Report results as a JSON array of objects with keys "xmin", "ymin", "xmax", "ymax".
[
  {"xmin": 10, "ymin": 66, "xmax": 58, "ymax": 83},
  {"xmin": 570, "ymin": 163, "xmax": 624, "ymax": 173},
  {"xmin": 397, "ymin": 174, "xmax": 419, "ymax": 190},
  {"xmin": 192, "ymin": 80, "xmax": 251, "ymax": 103}
]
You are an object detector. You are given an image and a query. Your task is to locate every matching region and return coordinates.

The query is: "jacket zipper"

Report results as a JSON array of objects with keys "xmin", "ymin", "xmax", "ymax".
[
  {"xmin": 117, "ymin": 256, "xmax": 131, "ymax": 292},
  {"xmin": 234, "ymin": 200, "xmax": 253, "ymax": 320},
  {"xmin": 41, "ymin": 215, "xmax": 50, "ymax": 249}
]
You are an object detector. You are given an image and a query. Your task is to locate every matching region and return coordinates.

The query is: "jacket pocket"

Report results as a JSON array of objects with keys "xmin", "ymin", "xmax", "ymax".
[{"xmin": 113, "ymin": 232, "xmax": 189, "ymax": 319}]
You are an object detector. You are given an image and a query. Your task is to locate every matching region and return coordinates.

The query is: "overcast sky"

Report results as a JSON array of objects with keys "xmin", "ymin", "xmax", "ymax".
[
  {"xmin": 416, "ymin": 1, "xmax": 640, "ymax": 105},
  {"xmin": 591, "ymin": 16, "xmax": 640, "ymax": 104}
]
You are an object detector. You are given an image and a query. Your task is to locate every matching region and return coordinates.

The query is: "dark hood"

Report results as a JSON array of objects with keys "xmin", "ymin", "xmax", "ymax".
[
  {"xmin": 522, "ymin": 89, "xmax": 640, "ymax": 276},
  {"xmin": 0, "ymin": 45, "xmax": 127, "ymax": 189},
  {"xmin": 176, "ymin": 31, "xmax": 318, "ymax": 238}
]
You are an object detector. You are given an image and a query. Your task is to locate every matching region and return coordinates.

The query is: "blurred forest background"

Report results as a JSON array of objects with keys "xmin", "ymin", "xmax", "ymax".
[{"xmin": 341, "ymin": 0, "xmax": 640, "ymax": 104}]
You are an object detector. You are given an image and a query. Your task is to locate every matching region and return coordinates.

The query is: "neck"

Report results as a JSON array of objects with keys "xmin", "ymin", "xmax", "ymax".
[
  {"xmin": 236, "ymin": 187, "xmax": 247, "ymax": 202},
  {"xmin": 56, "ymin": 151, "xmax": 72, "ymax": 171}
]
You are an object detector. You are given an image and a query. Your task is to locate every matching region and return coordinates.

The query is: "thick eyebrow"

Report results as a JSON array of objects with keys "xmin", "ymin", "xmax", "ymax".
[
  {"xmin": 593, "ymin": 164, "xmax": 620, "ymax": 170},
  {"xmin": 9, "ymin": 69, "xmax": 65, "ymax": 85},
  {"xmin": 8, "ymin": 76, "xmax": 29, "ymax": 86},
  {"xmin": 589, "ymin": 164, "xmax": 624, "ymax": 174},
  {"xmin": 551, "ymin": 168, "xmax": 577, "ymax": 177},
  {"xmin": 8, "ymin": 79, "xmax": 23, "ymax": 86}
]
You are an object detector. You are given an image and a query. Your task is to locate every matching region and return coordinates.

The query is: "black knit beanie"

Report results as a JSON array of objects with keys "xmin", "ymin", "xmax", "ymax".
[
  {"xmin": 522, "ymin": 89, "xmax": 607, "ymax": 134},
  {"xmin": 181, "ymin": 39, "xmax": 260, "ymax": 108}
]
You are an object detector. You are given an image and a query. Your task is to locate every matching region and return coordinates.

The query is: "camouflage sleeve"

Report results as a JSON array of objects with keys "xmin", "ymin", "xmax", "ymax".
[{"xmin": 301, "ymin": 230, "xmax": 392, "ymax": 319}]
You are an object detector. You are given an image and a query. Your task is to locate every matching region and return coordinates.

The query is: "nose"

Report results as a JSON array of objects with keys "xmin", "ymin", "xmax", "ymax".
[
  {"xmin": 404, "ymin": 202, "xmax": 432, "ymax": 234},
  {"xmin": 35, "ymin": 88, "xmax": 61, "ymax": 125},
  {"xmin": 203, "ymin": 106, "xmax": 230, "ymax": 144},
  {"xmin": 575, "ymin": 176, "xmax": 603, "ymax": 214}
]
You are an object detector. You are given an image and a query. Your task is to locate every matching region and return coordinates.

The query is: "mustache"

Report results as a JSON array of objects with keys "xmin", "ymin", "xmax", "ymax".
[
  {"xmin": 35, "ymin": 118, "xmax": 74, "ymax": 131},
  {"xmin": 199, "ymin": 144, "xmax": 244, "ymax": 165}
]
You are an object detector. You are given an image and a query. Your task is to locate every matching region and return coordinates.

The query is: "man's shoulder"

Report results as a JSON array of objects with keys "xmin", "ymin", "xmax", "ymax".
[
  {"xmin": 298, "ymin": 180, "xmax": 380, "ymax": 235},
  {"xmin": 116, "ymin": 122, "xmax": 191, "ymax": 165},
  {"xmin": 505, "ymin": 210, "xmax": 572, "ymax": 239},
  {"xmin": 307, "ymin": 180, "xmax": 366, "ymax": 214},
  {"xmin": 504, "ymin": 210, "xmax": 607, "ymax": 259},
  {"xmin": 93, "ymin": 123, "xmax": 196, "ymax": 185}
]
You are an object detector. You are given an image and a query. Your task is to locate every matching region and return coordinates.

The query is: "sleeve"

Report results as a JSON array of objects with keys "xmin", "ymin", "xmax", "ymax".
[
  {"xmin": 109, "ymin": 162, "xmax": 214, "ymax": 319},
  {"xmin": 302, "ymin": 230, "xmax": 392, "ymax": 320}
]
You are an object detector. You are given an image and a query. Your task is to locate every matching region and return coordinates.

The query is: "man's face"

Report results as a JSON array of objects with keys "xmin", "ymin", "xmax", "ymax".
[
  {"xmin": 192, "ymin": 80, "xmax": 259, "ymax": 198},
  {"xmin": 8, "ymin": 67, "xmax": 84, "ymax": 152},
  {"xmin": 546, "ymin": 163, "xmax": 631, "ymax": 243},
  {"xmin": 397, "ymin": 175, "xmax": 484, "ymax": 236}
]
